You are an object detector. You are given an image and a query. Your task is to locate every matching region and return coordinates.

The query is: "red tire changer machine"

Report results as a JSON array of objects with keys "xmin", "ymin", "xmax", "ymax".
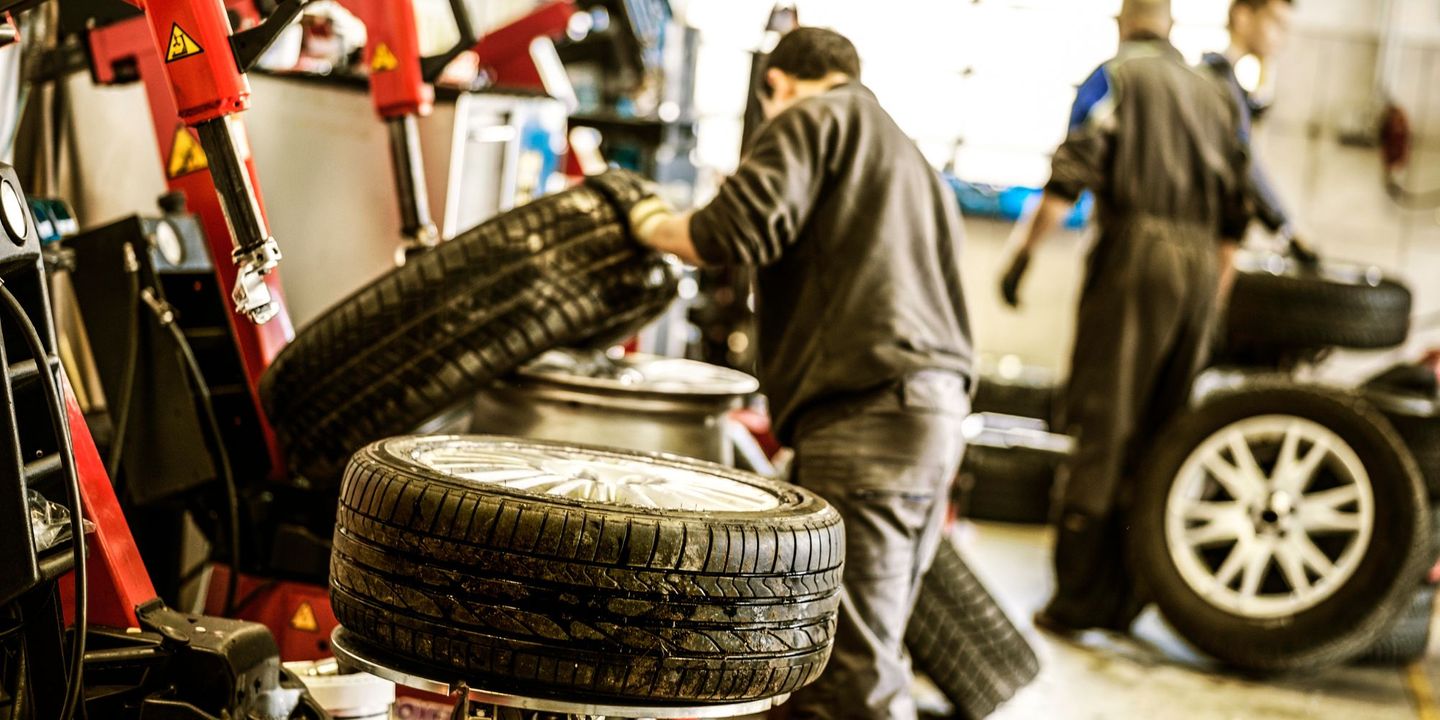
[{"xmin": 63, "ymin": 0, "xmax": 581, "ymax": 665}]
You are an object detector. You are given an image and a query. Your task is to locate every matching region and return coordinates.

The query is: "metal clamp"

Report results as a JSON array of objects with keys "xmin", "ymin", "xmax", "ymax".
[{"xmin": 231, "ymin": 236, "xmax": 282, "ymax": 324}]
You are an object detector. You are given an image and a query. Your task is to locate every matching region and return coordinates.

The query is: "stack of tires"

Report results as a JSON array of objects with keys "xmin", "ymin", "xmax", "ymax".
[
  {"xmin": 1131, "ymin": 253, "xmax": 1435, "ymax": 671},
  {"xmin": 257, "ymin": 171, "xmax": 854, "ymax": 704},
  {"xmin": 954, "ymin": 369, "xmax": 1069, "ymax": 525}
]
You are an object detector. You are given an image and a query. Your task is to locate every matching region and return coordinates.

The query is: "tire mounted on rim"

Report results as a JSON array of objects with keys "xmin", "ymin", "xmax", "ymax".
[
  {"xmin": 330, "ymin": 435, "xmax": 844, "ymax": 704},
  {"xmin": 1131, "ymin": 383, "xmax": 1429, "ymax": 672}
]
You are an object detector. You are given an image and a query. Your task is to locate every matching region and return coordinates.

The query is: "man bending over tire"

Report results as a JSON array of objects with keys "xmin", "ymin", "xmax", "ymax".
[{"xmin": 615, "ymin": 27, "xmax": 975, "ymax": 720}]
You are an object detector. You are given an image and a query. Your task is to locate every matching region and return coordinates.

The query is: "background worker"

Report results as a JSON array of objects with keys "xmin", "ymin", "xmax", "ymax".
[
  {"xmin": 999, "ymin": 0, "xmax": 1252, "ymax": 633},
  {"xmin": 1203, "ymin": 0, "xmax": 1311, "ymax": 258},
  {"xmin": 615, "ymin": 26, "xmax": 975, "ymax": 720}
]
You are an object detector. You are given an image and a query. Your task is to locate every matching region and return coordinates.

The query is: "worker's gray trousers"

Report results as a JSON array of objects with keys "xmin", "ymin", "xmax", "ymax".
[{"xmin": 785, "ymin": 371, "xmax": 969, "ymax": 720}]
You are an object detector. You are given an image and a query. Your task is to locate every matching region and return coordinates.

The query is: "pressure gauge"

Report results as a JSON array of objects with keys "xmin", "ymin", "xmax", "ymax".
[
  {"xmin": 1, "ymin": 180, "xmax": 28, "ymax": 245},
  {"xmin": 155, "ymin": 220, "xmax": 185, "ymax": 266}
]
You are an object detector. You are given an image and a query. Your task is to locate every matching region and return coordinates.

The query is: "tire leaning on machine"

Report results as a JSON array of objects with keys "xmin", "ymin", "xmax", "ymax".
[
  {"xmin": 1130, "ymin": 383, "xmax": 1430, "ymax": 673},
  {"xmin": 260, "ymin": 171, "xmax": 679, "ymax": 488},
  {"xmin": 329, "ymin": 435, "xmax": 845, "ymax": 704},
  {"xmin": 905, "ymin": 539, "xmax": 1039, "ymax": 719}
]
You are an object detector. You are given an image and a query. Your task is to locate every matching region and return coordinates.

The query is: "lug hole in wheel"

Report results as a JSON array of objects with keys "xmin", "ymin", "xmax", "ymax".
[{"xmin": 1260, "ymin": 509, "xmax": 1280, "ymax": 524}]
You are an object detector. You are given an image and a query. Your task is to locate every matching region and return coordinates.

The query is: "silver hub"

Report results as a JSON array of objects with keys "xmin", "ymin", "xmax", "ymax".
[
  {"xmin": 1165, "ymin": 415, "xmax": 1374, "ymax": 619},
  {"xmin": 411, "ymin": 441, "xmax": 781, "ymax": 512}
]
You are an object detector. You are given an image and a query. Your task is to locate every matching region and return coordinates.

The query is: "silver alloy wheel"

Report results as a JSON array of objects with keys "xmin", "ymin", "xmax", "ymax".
[
  {"xmin": 1165, "ymin": 415, "xmax": 1375, "ymax": 619},
  {"xmin": 410, "ymin": 440, "xmax": 781, "ymax": 512}
]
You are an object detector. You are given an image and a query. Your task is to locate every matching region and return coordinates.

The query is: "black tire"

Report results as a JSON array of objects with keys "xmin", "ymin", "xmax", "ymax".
[
  {"xmin": 1225, "ymin": 261, "xmax": 1411, "ymax": 351},
  {"xmin": 955, "ymin": 444, "xmax": 1059, "ymax": 525},
  {"xmin": 972, "ymin": 376, "xmax": 1057, "ymax": 424},
  {"xmin": 1362, "ymin": 363, "xmax": 1440, "ymax": 500},
  {"xmin": 1362, "ymin": 391, "xmax": 1440, "ymax": 503},
  {"xmin": 261, "ymin": 173, "xmax": 679, "ymax": 487},
  {"xmin": 330, "ymin": 435, "xmax": 844, "ymax": 704},
  {"xmin": 1354, "ymin": 584, "xmax": 1436, "ymax": 666},
  {"xmin": 906, "ymin": 540, "xmax": 1039, "ymax": 719},
  {"xmin": 1131, "ymin": 383, "xmax": 1430, "ymax": 673}
]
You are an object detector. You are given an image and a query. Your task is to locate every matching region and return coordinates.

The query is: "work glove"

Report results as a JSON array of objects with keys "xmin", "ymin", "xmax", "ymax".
[
  {"xmin": 1288, "ymin": 235, "xmax": 1321, "ymax": 273},
  {"xmin": 584, "ymin": 168, "xmax": 675, "ymax": 245},
  {"xmin": 1000, "ymin": 249, "xmax": 1031, "ymax": 308}
]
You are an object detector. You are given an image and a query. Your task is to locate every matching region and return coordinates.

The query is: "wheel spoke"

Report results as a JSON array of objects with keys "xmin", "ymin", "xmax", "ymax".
[
  {"xmin": 1279, "ymin": 436, "xmax": 1330, "ymax": 495},
  {"xmin": 1297, "ymin": 485, "xmax": 1362, "ymax": 534},
  {"xmin": 1213, "ymin": 539, "xmax": 1250, "ymax": 588},
  {"xmin": 1227, "ymin": 431, "xmax": 1268, "ymax": 489},
  {"xmin": 1269, "ymin": 422, "xmax": 1302, "ymax": 488},
  {"xmin": 1239, "ymin": 539, "xmax": 1273, "ymax": 599},
  {"xmin": 1289, "ymin": 531, "xmax": 1336, "ymax": 576},
  {"xmin": 1182, "ymin": 502, "xmax": 1247, "ymax": 548},
  {"xmin": 1272, "ymin": 540, "xmax": 1312, "ymax": 593},
  {"xmin": 1202, "ymin": 453, "xmax": 1263, "ymax": 504},
  {"xmin": 625, "ymin": 484, "xmax": 661, "ymax": 508}
]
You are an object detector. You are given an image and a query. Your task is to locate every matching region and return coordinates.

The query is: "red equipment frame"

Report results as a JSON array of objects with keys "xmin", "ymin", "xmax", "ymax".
[
  {"xmin": 74, "ymin": 0, "xmax": 579, "ymax": 652},
  {"xmin": 57, "ymin": 0, "xmax": 293, "ymax": 628},
  {"xmin": 87, "ymin": 9, "xmax": 292, "ymax": 481},
  {"xmin": 58, "ymin": 381, "xmax": 157, "ymax": 629}
]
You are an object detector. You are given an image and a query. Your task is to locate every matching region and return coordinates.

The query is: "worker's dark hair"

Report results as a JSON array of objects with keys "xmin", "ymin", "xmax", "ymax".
[
  {"xmin": 762, "ymin": 27, "xmax": 860, "ymax": 95},
  {"xmin": 1230, "ymin": 0, "xmax": 1293, "ymax": 24}
]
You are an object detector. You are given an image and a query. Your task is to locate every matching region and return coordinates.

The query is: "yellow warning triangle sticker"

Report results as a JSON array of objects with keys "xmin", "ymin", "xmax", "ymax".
[
  {"xmin": 371, "ymin": 43, "xmax": 399, "ymax": 73},
  {"xmin": 290, "ymin": 601, "xmax": 319, "ymax": 632},
  {"xmin": 165, "ymin": 23, "xmax": 203, "ymax": 63},
  {"xmin": 167, "ymin": 125, "xmax": 208, "ymax": 179}
]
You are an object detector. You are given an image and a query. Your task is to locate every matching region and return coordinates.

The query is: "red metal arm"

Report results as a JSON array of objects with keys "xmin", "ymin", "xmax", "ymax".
[
  {"xmin": 472, "ymin": 0, "xmax": 574, "ymax": 91},
  {"xmin": 59, "ymin": 379, "xmax": 157, "ymax": 629},
  {"xmin": 88, "ymin": 16, "xmax": 291, "ymax": 481},
  {"xmin": 335, "ymin": 0, "xmax": 431, "ymax": 119}
]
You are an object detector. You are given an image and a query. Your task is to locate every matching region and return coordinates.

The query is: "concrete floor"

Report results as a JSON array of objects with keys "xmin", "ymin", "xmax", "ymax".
[{"xmin": 954, "ymin": 521, "xmax": 1438, "ymax": 720}]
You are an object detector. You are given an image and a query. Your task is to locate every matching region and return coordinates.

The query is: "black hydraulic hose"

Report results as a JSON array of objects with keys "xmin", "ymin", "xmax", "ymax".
[
  {"xmin": 141, "ymin": 291, "xmax": 241, "ymax": 616},
  {"xmin": 105, "ymin": 245, "xmax": 142, "ymax": 482},
  {"xmin": 0, "ymin": 283, "xmax": 87, "ymax": 720}
]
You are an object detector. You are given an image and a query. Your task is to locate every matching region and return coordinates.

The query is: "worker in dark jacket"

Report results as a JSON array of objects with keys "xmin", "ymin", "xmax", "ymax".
[
  {"xmin": 999, "ymin": 0, "xmax": 1252, "ymax": 633},
  {"xmin": 622, "ymin": 27, "xmax": 975, "ymax": 720},
  {"xmin": 1202, "ymin": 0, "xmax": 1299, "ymax": 242}
]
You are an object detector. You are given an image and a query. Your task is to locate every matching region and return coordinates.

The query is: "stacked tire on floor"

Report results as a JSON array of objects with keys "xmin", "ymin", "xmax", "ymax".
[
  {"xmin": 1132, "ymin": 254, "xmax": 1435, "ymax": 671},
  {"xmin": 329, "ymin": 435, "xmax": 844, "ymax": 704},
  {"xmin": 261, "ymin": 170, "xmax": 680, "ymax": 488},
  {"xmin": 1354, "ymin": 361, "xmax": 1440, "ymax": 664}
]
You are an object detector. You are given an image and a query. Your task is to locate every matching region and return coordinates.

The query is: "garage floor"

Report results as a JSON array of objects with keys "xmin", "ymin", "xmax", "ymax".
[{"xmin": 954, "ymin": 521, "xmax": 1437, "ymax": 719}]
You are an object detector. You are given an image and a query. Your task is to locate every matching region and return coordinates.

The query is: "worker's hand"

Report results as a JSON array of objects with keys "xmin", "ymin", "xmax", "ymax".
[
  {"xmin": 1288, "ymin": 235, "xmax": 1320, "ymax": 272},
  {"xmin": 1000, "ymin": 249, "xmax": 1031, "ymax": 308},
  {"xmin": 584, "ymin": 168, "xmax": 674, "ymax": 246}
]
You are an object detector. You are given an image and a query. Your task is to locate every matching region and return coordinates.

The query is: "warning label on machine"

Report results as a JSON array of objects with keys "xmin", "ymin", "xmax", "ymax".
[
  {"xmin": 371, "ymin": 43, "xmax": 399, "ymax": 73},
  {"xmin": 165, "ymin": 24, "xmax": 203, "ymax": 62},
  {"xmin": 290, "ymin": 601, "xmax": 319, "ymax": 632},
  {"xmin": 166, "ymin": 125, "xmax": 208, "ymax": 178}
]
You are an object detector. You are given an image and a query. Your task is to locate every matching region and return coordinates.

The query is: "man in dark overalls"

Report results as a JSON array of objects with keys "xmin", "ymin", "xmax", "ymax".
[
  {"xmin": 616, "ymin": 27, "xmax": 975, "ymax": 720},
  {"xmin": 999, "ymin": 0, "xmax": 1252, "ymax": 633}
]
